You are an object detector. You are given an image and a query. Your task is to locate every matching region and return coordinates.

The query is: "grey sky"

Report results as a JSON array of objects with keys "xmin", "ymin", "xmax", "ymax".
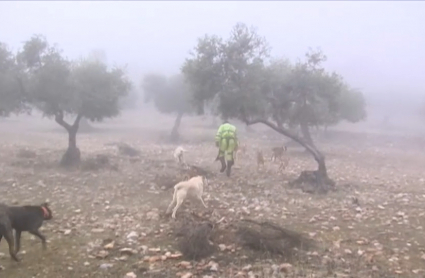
[{"xmin": 1, "ymin": 1, "xmax": 424, "ymax": 98}]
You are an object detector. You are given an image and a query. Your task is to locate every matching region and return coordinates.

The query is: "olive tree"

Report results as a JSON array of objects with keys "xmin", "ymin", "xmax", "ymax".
[
  {"xmin": 18, "ymin": 35, "xmax": 131, "ymax": 166},
  {"xmin": 142, "ymin": 73, "xmax": 192, "ymax": 141},
  {"xmin": 182, "ymin": 23, "xmax": 366, "ymax": 193},
  {"xmin": 0, "ymin": 42, "xmax": 29, "ymax": 116}
]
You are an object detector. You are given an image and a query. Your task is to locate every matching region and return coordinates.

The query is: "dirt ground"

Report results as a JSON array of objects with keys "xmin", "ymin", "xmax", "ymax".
[{"xmin": 1, "ymin": 110, "xmax": 425, "ymax": 278}]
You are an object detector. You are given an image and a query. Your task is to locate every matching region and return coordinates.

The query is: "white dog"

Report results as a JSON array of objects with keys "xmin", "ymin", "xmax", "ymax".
[
  {"xmin": 173, "ymin": 146, "xmax": 186, "ymax": 164},
  {"xmin": 166, "ymin": 175, "xmax": 208, "ymax": 219}
]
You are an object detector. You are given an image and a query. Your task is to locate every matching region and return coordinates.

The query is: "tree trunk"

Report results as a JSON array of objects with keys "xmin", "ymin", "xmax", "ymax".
[
  {"xmin": 300, "ymin": 122, "xmax": 315, "ymax": 148},
  {"xmin": 68, "ymin": 128, "xmax": 77, "ymax": 149},
  {"xmin": 170, "ymin": 112, "xmax": 184, "ymax": 142},
  {"xmin": 55, "ymin": 112, "xmax": 82, "ymax": 167},
  {"xmin": 244, "ymin": 118, "xmax": 334, "ymax": 194}
]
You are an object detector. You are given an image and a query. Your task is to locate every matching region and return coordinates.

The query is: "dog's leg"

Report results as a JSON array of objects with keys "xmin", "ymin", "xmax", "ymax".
[
  {"xmin": 198, "ymin": 195, "xmax": 208, "ymax": 208},
  {"xmin": 29, "ymin": 230, "xmax": 47, "ymax": 250},
  {"xmin": 172, "ymin": 193, "xmax": 185, "ymax": 219},
  {"xmin": 4, "ymin": 230, "xmax": 19, "ymax": 262},
  {"xmin": 166, "ymin": 190, "xmax": 177, "ymax": 214},
  {"xmin": 0, "ymin": 234, "xmax": 2, "ymax": 243},
  {"xmin": 15, "ymin": 230, "xmax": 22, "ymax": 253}
]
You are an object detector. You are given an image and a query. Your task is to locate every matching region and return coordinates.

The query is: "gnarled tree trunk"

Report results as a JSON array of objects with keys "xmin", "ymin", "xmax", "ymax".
[
  {"xmin": 170, "ymin": 111, "xmax": 184, "ymax": 142},
  {"xmin": 300, "ymin": 121, "xmax": 317, "ymax": 151},
  {"xmin": 55, "ymin": 112, "xmax": 82, "ymax": 167},
  {"xmin": 245, "ymin": 118, "xmax": 335, "ymax": 194}
]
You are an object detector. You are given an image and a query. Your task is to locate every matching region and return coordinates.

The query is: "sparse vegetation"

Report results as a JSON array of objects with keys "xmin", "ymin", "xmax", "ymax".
[{"xmin": 0, "ymin": 13, "xmax": 424, "ymax": 278}]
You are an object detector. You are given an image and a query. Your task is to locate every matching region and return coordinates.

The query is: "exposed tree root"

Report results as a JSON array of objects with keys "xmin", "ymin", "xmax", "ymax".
[
  {"xmin": 60, "ymin": 147, "xmax": 81, "ymax": 167},
  {"xmin": 174, "ymin": 217, "xmax": 215, "ymax": 260},
  {"xmin": 236, "ymin": 219, "xmax": 315, "ymax": 259},
  {"xmin": 290, "ymin": 170, "xmax": 336, "ymax": 194}
]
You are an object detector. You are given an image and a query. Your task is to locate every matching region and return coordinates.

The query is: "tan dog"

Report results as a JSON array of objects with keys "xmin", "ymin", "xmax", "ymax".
[
  {"xmin": 173, "ymin": 146, "xmax": 187, "ymax": 164},
  {"xmin": 235, "ymin": 144, "xmax": 247, "ymax": 161},
  {"xmin": 166, "ymin": 175, "xmax": 208, "ymax": 219}
]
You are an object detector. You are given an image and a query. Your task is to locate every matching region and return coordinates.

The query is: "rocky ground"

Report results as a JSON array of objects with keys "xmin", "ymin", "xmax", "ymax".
[{"xmin": 1, "ymin": 113, "xmax": 425, "ymax": 278}]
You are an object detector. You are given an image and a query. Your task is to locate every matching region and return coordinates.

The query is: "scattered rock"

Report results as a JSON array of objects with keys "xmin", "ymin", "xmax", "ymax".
[
  {"xmin": 99, "ymin": 263, "xmax": 113, "ymax": 270},
  {"xmin": 242, "ymin": 264, "xmax": 252, "ymax": 271},
  {"xmin": 181, "ymin": 273, "xmax": 193, "ymax": 278},
  {"xmin": 178, "ymin": 261, "xmax": 192, "ymax": 269},
  {"xmin": 127, "ymin": 231, "xmax": 138, "ymax": 239},
  {"xmin": 120, "ymin": 248, "xmax": 137, "ymax": 256},
  {"xmin": 146, "ymin": 209, "xmax": 159, "ymax": 220},
  {"xmin": 279, "ymin": 263, "xmax": 293, "ymax": 273},
  {"xmin": 104, "ymin": 241, "xmax": 115, "ymax": 250},
  {"xmin": 96, "ymin": 250, "xmax": 109, "ymax": 259},
  {"xmin": 124, "ymin": 272, "xmax": 137, "ymax": 278},
  {"xmin": 209, "ymin": 261, "xmax": 219, "ymax": 272}
]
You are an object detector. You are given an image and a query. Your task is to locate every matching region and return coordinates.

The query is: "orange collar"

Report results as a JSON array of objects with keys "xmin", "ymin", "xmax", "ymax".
[{"xmin": 41, "ymin": 206, "xmax": 49, "ymax": 218}]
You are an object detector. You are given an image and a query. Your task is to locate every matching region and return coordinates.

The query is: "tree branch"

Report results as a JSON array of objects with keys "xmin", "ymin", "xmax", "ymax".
[
  {"xmin": 73, "ymin": 113, "xmax": 83, "ymax": 127},
  {"xmin": 54, "ymin": 110, "xmax": 72, "ymax": 131},
  {"xmin": 241, "ymin": 115, "xmax": 324, "ymax": 162}
]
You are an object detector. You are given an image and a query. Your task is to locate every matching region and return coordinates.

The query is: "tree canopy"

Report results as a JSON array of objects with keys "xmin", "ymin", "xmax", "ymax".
[
  {"xmin": 182, "ymin": 22, "xmax": 367, "ymax": 193},
  {"xmin": 3, "ymin": 35, "xmax": 132, "ymax": 166},
  {"xmin": 18, "ymin": 35, "xmax": 130, "ymax": 122},
  {"xmin": 0, "ymin": 43, "xmax": 28, "ymax": 116},
  {"xmin": 142, "ymin": 73, "xmax": 192, "ymax": 140}
]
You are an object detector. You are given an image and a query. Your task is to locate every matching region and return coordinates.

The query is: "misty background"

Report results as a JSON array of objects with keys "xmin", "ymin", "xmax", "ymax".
[{"xmin": 2, "ymin": 1, "xmax": 424, "ymax": 131}]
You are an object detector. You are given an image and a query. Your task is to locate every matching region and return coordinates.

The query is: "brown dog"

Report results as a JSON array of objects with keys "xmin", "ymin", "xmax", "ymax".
[
  {"xmin": 0, "ymin": 202, "xmax": 53, "ymax": 261},
  {"xmin": 271, "ymin": 145, "xmax": 288, "ymax": 162}
]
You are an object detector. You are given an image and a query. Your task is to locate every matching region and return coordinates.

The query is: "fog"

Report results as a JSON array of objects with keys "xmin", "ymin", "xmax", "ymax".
[
  {"xmin": 1, "ymin": 1, "xmax": 425, "ymax": 128},
  {"xmin": 2, "ymin": 3, "xmax": 425, "ymax": 275},
  {"xmin": 2, "ymin": 1, "xmax": 424, "ymax": 93}
]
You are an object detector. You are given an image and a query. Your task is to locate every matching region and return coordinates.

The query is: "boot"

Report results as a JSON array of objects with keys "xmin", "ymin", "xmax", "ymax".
[
  {"xmin": 226, "ymin": 160, "xmax": 234, "ymax": 177},
  {"xmin": 219, "ymin": 157, "xmax": 226, "ymax": 173}
]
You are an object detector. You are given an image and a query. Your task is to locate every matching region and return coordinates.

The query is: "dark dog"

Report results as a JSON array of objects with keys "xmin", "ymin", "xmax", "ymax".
[{"xmin": 0, "ymin": 202, "xmax": 53, "ymax": 261}]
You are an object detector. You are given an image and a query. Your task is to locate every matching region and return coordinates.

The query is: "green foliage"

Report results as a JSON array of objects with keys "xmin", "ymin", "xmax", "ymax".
[
  {"xmin": 18, "ymin": 35, "xmax": 131, "ymax": 121},
  {"xmin": 71, "ymin": 60, "xmax": 131, "ymax": 121},
  {"xmin": 142, "ymin": 73, "xmax": 192, "ymax": 115},
  {"xmin": 0, "ymin": 42, "xmax": 28, "ymax": 116},
  {"xmin": 182, "ymin": 23, "xmax": 270, "ymax": 119},
  {"xmin": 182, "ymin": 23, "xmax": 367, "ymax": 129},
  {"xmin": 337, "ymin": 88, "xmax": 367, "ymax": 123}
]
